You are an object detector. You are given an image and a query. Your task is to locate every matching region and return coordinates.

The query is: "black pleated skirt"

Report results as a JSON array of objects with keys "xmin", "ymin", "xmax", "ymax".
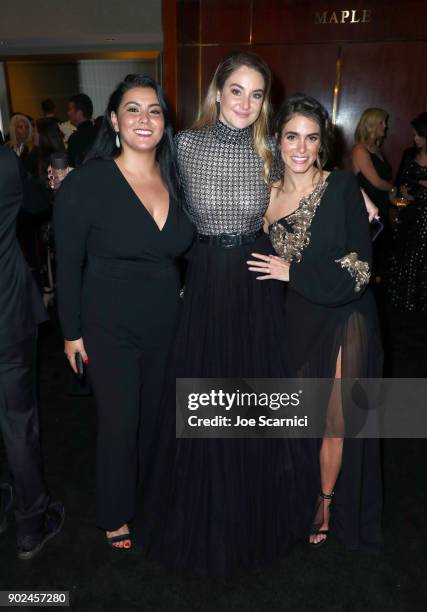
[{"xmin": 134, "ymin": 234, "xmax": 319, "ymax": 575}]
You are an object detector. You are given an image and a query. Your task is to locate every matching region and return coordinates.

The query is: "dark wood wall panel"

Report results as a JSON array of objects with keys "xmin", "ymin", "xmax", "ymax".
[
  {"xmin": 338, "ymin": 42, "xmax": 427, "ymax": 173},
  {"xmin": 201, "ymin": 0, "xmax": 251, "ymax": 44},
  {"xmin": 177, "ymin": 0, "xmax": 200, "ymax": 44},
  {"xmin": 177, "ymin": 45, "xmax": 200, "ymax": 129},
  {"xmin": 253, "ymin": 0, "xmax": 427, "ymax": 44},
  {"xmin": 162, "ymin": 0, "xmax": 178, "ymax": 115},
  {"xmin": 171, "ymin": 0, "xmax": 427, "ymax": 169},
  {"xmin": 252, "ymin": 44, "xmax": 338, "ymax": 115}
]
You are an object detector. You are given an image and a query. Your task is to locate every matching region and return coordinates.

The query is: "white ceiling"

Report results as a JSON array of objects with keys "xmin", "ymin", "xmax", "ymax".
[{"xmin": 0, "ymin": 0, "xmax": 163, "ymax": 54}]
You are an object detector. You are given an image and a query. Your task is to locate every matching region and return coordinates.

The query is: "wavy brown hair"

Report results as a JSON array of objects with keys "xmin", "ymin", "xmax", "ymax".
[
  {"xmin": 193, "ymin": 51, "xmax": 272, "ymax": 183},
  {"xmin": 272, "ymin": 94, "xmax": 333, "ymax": 189}
]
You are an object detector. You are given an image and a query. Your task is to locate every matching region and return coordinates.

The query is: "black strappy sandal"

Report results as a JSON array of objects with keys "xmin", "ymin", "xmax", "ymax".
[
  {"xmin": 106, "ymin": 530, "xmax": 132, "ymax": 550},
  {"xmin": 310, "ymin": 491, "xmax": 334, "ymax": 548}
]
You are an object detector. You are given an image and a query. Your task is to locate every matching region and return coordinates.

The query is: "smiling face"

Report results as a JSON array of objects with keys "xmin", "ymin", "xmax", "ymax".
[
  {"xmin": 279, "ymin": 113, "xmax": 321, "ymax": 175},
  {"xmin": 110, "ymin": 87, "xmax": 164, "ymax": 153},
  {"xmin": 217, "ymin": 65, "xmax": 265, "ymax": 130}
]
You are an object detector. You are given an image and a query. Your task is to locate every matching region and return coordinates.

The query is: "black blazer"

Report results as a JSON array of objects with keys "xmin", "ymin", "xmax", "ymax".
[{"xmin": 0, "ymin": 147, "xmax": 48, "ymax": 346}]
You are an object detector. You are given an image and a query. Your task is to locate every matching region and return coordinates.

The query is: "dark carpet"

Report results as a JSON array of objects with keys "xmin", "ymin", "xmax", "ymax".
[{"xmin": 0, "ymin": 308, "xmax": 426, "ymax": 611}]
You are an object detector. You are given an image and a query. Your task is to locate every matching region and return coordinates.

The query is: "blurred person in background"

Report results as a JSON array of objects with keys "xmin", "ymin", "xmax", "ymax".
[
  {"xmin": 0, "ymin": 146, "xmax": 64, "ymax": 560},
  {"xmin": 32, "ymin": 119, "xmax": 67, "ymax": 303},
  {"xmin": 6, "ymin": 115, "xmax": 43, "ymax": 287},
  {"xmin": 351, "ymin": 108, "xmax": 396, "ymax": 279},
  {"xmin": 40, "ymin": 98, "xmax": 59, "ymax": 123},
  {"xmin": 386, "ymin": 112, "xmax": 427, "ymax": 375},
  {"xmin": 66, "ymin": 93, "xmax": 97, "ymax": 167},
  {"xmin": 5, "ymin": 114, "xmax": 35, "ymax": 171}
]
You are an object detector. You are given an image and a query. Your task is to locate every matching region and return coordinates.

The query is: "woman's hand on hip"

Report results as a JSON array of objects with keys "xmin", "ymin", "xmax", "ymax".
[
  {"xmin": 64, "ymin": 338, "xmax": 89, "ymax": 374},
  {"xmin": 247, "ymin": 252, "xmax": 290, "ymax": 282}
]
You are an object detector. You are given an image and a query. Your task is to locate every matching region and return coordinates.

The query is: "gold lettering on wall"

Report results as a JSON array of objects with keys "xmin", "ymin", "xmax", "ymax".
[
  {"xmin": 315, "ymin": 9, "xmax": 372, "ymax": 24},
  {"xmin": 351, "ymin": 9, "xmax": 360, "ymax": 23},
  {"xmin": 315, "ymin": 12, "xmax": 327, "ymax": 24}
]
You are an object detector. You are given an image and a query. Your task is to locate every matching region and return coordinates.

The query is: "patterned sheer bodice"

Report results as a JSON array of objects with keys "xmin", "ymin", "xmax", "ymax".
[{"xmin": 175, "ymin": 120, "xmax": 269, "ymax": 234}]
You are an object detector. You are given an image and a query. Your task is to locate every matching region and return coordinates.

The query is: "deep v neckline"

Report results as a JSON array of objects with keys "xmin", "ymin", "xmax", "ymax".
[{"xmin": 112, "ymin": 160, "xmax": 171, "ymax": 232}]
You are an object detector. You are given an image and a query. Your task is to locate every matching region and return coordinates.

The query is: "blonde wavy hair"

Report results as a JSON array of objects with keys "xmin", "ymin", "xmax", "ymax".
[
  {"xmin": 354, "ymin": 108, "xmax": 388, "ymax": 152},
  {"xmin": 7, "ymin": 114, "xmax": 33, "ymax": 153},
  {"xmin": 193, "ymin": 51, "xmax": 272, "ymax": 183}
]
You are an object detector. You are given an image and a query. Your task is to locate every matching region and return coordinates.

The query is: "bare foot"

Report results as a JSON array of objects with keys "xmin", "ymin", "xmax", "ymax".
[{"xmin": 106, "ymin": 524, "xmax": 131, "ymax": 549}]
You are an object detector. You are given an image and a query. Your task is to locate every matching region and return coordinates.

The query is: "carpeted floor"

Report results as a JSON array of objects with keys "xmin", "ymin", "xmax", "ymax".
[{"xmin": 0, "ymin": 308, "xmax": 426, "ymax": 611}]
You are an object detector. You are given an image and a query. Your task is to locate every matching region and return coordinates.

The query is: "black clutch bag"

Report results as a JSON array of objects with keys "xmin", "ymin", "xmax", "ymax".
[{"xmin": 370, "ymin": 217, "xmax": 384, "ymax": 242}]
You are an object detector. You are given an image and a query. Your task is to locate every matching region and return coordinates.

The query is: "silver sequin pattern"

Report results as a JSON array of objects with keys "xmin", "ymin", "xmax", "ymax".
[{"xmin": 176, "ymin": 121, "xmax": 270, "ymax": 235}]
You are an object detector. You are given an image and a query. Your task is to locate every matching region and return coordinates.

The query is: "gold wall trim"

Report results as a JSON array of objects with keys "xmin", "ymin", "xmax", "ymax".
[
  {"xmin": 179, "ymin": 42, "xmax": 252, "ymax": 48},
  {"xmin": 198, "ymin": 0, "xmax": 202, "ymax": 115},
  {"xmin": 249, "ymin": 0, "xmax": 254, "ymax": 45},
  {"xmin": 1, "ymin": 51, "xmax": 160, "ymax": 62},
  {"xmin": 332, "ymin": 48, "xmax": 342, "ymax": 125}
]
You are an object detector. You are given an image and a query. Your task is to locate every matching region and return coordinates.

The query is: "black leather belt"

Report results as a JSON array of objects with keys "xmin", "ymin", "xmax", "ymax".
[{"xmin": 196, "ymin": 228, "xmax": 263, "ymax": 248}]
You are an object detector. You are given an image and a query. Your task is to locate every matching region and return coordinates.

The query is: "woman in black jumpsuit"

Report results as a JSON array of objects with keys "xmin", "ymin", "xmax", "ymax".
[{"xmin": 54, "ymin": 75, "xmax": 193, "ymax": 548}]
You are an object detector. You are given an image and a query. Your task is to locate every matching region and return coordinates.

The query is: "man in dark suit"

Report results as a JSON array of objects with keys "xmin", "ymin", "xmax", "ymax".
[
  {"xmin": 0, "ymin": 147, "xmax": 64, "ymax": 560},
  {"xmin": 66, "ymin": 93, "xmax": 97, "ymax": 167}
]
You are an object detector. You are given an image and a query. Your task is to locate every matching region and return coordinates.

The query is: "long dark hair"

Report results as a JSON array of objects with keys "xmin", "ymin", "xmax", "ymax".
[
  {"xmin": 36, "ymin": 118, "xmax": 66, "ymax": 180},
  {"xmin": 86, "ymin": 74, "xmax": 180, "ymax": 200},
  {"xmin": 271, "ymin": 94, "xmax": 333, "ymax": 186},
  {"xmin": 411, "ymin": 111, "xmax": 427, "ymax": 141}
]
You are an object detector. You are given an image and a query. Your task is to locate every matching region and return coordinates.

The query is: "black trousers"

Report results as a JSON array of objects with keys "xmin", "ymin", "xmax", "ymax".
[
  {"xmin": 0, "ymin": 334, "xmax": 49, "ymax": 538},
  {"xmin": 81, "ymin": 260, "xmax": 180, "ymax": 532},
  {"xmin": 84, "ymin": 322, "xmax": 173, "ymax": 532}
]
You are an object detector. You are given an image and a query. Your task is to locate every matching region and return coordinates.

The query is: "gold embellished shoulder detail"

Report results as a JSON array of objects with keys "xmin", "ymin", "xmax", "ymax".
[
  {"xmin": 335, "ymin": 252, "xmax": 371, "ymax": 293},
  {"xmin": 269, "ymin": 180, "xmax": 328, "ymax": 262}
]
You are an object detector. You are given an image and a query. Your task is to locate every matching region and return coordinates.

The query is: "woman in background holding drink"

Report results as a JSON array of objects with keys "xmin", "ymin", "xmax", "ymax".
[{"xmin": 386, "ymin": 112, "xmax": 427, "ymax": 375}]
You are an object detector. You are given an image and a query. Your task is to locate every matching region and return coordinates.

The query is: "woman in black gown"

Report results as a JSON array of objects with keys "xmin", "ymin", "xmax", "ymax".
[
  {"xmin": 249, "ymin": 95, "xmax": 383, "ymax": 552},
  {"xmin": 136, "ymin": 53, "xmax": 319, "ymax": 575},
  {"xmin": 54, "ymin": 75, "xmax": 193, "ymax": 549},
  {"xmin": 387, "ymin": 112, "xmax": 427, "ymax": 375},
  {"xmin": 351, "ymin": 108, "xmax": 396, "ymax": 278}
]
